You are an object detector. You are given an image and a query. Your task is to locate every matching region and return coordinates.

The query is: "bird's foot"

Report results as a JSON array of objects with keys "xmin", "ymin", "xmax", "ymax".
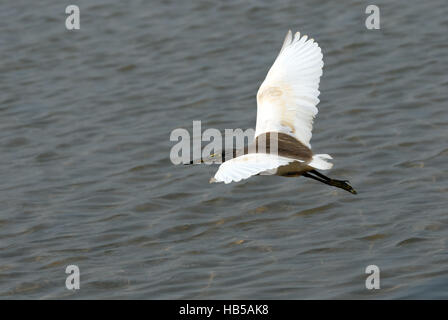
[{"xmin": 330, "ymin": 179, "xmax": 357, "ymax": 195}]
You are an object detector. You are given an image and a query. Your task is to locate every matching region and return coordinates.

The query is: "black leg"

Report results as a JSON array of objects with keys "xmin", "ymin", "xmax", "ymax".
[
  {"xmin": 303, "ymin": 171, "xmax": 357, "ymax": 195},
  {"xmin": 309, "ymin": 169, "xmax": 349, "ymax": 183}
]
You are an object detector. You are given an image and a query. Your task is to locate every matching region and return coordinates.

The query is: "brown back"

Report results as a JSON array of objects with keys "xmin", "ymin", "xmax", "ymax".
[{"xmin": 242, "ymin": 132, "xmax": 312, "ymax": 161}]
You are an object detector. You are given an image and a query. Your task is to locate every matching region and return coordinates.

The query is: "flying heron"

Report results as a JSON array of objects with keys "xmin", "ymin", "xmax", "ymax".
[{"xmin": 188, "ymin": 30, "xmax": 357, "ymax": 195}]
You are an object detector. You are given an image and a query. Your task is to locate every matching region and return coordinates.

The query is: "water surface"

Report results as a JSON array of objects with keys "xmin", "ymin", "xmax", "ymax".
[{"xmin": 0, "ymin": 0, "xmax": 447, "ymax": 299}]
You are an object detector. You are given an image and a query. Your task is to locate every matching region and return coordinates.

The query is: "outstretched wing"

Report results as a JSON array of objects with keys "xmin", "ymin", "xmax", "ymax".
[
  {"xmin": 210, "ymin": 153, "xmax": 295, "ymax": 184},
  {"xmin": 255, "ymin": 30, "xmax": 324, "ymax": 149}
]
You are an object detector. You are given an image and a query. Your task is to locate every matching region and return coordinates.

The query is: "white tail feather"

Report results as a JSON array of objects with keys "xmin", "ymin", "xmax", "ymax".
[{"xmin": 308, "ymin": 154, "xmax": 333, "ymax": 170}]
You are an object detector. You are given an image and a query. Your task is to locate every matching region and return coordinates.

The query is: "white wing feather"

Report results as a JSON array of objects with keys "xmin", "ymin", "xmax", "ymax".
[
  {"xmin": 211, "ymin": 154, "xmax": 294, "ymax": 184},
  {"xmin": 255, "ymin": 30, "xmax": 324, "ymax": 149}
]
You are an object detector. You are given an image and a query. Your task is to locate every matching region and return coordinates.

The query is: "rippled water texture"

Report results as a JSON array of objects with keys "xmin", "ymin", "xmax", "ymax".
[{"xmin": 1, "ymin": 0, "xmax": 447, "ymax": 299}]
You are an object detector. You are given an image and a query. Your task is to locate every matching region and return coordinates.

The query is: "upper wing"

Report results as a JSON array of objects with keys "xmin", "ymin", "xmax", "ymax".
[
  {"xmin": 210, "ymin": 153, "xmax": 294, "ymax": 184},
  {"xmin": 255, "ymin": 30, "xmax": 324, "ymax": 149}
]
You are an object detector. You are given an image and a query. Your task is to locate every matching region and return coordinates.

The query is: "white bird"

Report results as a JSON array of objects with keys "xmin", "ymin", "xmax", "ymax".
[{"xmin": 191, "ymin": 30, "xmax": 356, "ymax": 194}]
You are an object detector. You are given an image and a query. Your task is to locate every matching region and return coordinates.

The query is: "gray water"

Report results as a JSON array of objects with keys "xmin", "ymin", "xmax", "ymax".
[{"xmin": 1, "ymin": 0, "xmax": 447, "ymax": 299}]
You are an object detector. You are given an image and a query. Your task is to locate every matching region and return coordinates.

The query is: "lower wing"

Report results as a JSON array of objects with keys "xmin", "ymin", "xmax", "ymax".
[{"xmin": 210, "ymin": 153, "xmax": 295, "ymax": 184}]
